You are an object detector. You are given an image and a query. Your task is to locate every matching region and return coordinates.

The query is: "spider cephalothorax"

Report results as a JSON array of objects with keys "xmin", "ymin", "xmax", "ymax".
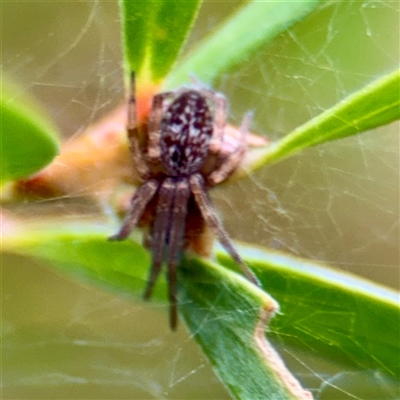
[{"xmin": 110, "ymin": 72, "xmax": 259, "ymax": 329}]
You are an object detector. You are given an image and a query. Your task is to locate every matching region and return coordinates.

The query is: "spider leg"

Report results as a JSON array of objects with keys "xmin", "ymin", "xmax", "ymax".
[
  {"xmin": 206, "ymin": 111, "xmax": 252, "ymax": 186},
  {"xmin": 109, "ymin": 179, "xmax": 158, "ymax": 240},
  {"xmin": 147, "ymin": 91, "xmax": 175, "ymax": 162},
  {"xmin": 190, "ymin": 173, "xmax": 260, "ymax": 286},
  {"xmin": 143, "ymin": 178, "xmax": 175, "ymax": 301},
  {"xmin": 166, "ymin": 179, "xmax": 191, "ymax": 330},
  {"xmin": 127, "ymin": 71, "xmax": 150, "ymax": 179},
  {"xmin": 209, "ymin": 92, "xmax": 228, "ymax": 153}
]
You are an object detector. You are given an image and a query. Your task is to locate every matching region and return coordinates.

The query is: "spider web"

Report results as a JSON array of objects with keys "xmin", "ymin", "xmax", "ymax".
[{"xmin": 2, "ymin": 1, "xmax": 399, "ymax": 399}]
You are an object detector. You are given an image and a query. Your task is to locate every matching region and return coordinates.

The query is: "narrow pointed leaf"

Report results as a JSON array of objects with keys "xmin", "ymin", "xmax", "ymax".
[
  {"xmin": 166, "ymin": 0, "xmax": 324, "ymax": 88},
  {"xmin": 249, "ymin": 69, "xmax": 400, "ymax": 169},
  {"xmin": 1, "ymin": 86, "xmax": 59, "ymax": 183},
  {"xmin": 120, "ymin": 0, "xmax": 202, "ymax": 83}
]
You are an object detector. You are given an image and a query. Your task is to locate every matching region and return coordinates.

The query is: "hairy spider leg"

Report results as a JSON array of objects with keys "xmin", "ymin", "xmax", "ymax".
[
  {"xmin": 147, "ymin": 91, "xmax": 175, "ymax": 162},
  {"xmin": 166, "ymin": 179, "xmax": 191, "ymax": 330},
  {"xmin": 190, "ymin": 173, "xmax": 260, "ymax": 287},
  {"xmin": 108, "ymin": 179, "xmax": 159, "ymax": 241},
  {"xmin": 127, "ymin": 72, "xmax": 150, "ymax": 179},
  {"xmin": 143, "ymin": 178, "xmax": 175, "ymax": 301},
  {"xmin": 207, "ymin": 111, "xmax": 252, "ymax": 186}
]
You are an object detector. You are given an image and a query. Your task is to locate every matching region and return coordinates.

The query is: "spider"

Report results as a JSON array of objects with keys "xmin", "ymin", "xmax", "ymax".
[{"xmin": 110, "ymin": 72, "xmax": 259, "ymax": 330}]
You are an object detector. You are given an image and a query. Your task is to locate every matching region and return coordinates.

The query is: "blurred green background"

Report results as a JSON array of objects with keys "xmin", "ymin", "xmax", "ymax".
[{"xmin": 2, "ymin": 1, "xmax": 399, "ymax": 399}]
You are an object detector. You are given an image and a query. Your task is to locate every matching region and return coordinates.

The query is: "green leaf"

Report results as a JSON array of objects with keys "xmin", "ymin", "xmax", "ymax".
[
  {"xmin": 217, "ymin": 246, "xmax": 400, "ymax": 380},
  {"xmin": 250, "ymin": 68, "xmax": 400, "ymax": 167},
  {"xmin": 2, "ymin": 219, "xmax": 310, "ymax": 399},
  {"xmin": 3, "ymin": 218, "xmax": 399, "ymax": 392},
  {"xmin": 120, "ymin": 0, "xmax": 202, "ymax": 83},
  {"xmin": 166, "ymin": 0, "xmax": 324, "ymax": 88},
  {"xmin": 3, "ymin": 220, "xmax": 153, "ymax": 301},
  {"xmin": 179, "ymin": 257, "xmax": 311, "ymax": 400},
  {"xmin": 1, "ymin": 84, "xmax": 59, "ymax": 183}
]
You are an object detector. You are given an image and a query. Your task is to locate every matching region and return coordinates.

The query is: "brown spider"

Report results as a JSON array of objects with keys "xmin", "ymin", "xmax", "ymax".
[{"xmin": 110, "ymin": 72, "xmax": 259, "ymax": 330}]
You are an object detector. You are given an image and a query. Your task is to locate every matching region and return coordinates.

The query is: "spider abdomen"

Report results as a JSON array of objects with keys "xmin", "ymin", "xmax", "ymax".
[{"xmin": 160, "ymin": 90, "xmax": 213, "ymax": 177}]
